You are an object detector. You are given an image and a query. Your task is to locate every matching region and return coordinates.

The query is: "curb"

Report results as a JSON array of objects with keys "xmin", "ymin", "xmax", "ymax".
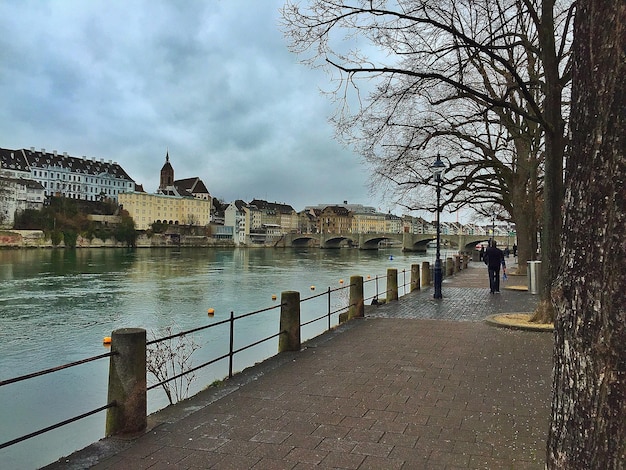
[{"xmin": 485, "ymin": 313, "xmax": 554, "ymax": 332}]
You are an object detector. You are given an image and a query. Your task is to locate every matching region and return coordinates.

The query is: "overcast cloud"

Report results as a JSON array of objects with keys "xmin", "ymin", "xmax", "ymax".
[{"xmin": 0, "ymin": 0, "xmax": 387, "ymax": 212}]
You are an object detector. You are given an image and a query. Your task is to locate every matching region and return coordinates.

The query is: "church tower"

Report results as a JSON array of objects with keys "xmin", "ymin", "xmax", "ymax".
[{"xmin": 159, "ymin": 150, "xmax": 174, "ymax": 192}]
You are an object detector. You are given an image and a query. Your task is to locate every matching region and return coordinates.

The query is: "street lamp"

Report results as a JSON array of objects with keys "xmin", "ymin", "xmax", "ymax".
[
  {"xmin": 491, "ymin": 209, "xmax": 497, "ymax": 246},
  {"xmin": 430, "ymin": 154, "xmax": 446, "ymax": 299}
]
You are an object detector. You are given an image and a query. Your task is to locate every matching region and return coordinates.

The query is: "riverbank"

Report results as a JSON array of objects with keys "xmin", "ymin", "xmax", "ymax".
[{"xmin": 0, "ymin": 230, "xmax": 235, "ymax": 249}]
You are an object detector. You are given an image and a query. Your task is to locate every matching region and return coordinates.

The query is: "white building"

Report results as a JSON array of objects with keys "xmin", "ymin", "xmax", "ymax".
[
  {"xmin": 0, "ymin": 148, "xmax": 44, "ymax": 227},
  {"xmin": 224, "ymin": 200, "xmax": 251, "ymax": 245},
  {"xmin": 20, "ymin": 147, "xmax": 135, "ymax": 201}
]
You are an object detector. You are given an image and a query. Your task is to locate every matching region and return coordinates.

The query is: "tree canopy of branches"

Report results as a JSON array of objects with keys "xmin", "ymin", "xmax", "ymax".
[
  {"xmin": 282, "ymin": 0, "xmax": 574, "ymax": 314},
  {"xmin": 547, "ymin": 0, "xmax": 625, "ymax": 466}
]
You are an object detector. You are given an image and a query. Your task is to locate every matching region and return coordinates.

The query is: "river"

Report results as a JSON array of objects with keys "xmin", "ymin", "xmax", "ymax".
[{"xmin": 0, "ymin": 246, "xmax": 448, "ymax": 469}]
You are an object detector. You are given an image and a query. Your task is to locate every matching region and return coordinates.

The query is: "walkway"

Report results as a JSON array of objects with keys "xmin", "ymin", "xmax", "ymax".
[{"xmin": 44, "ymin": 261, "xmax": 553, "ymax": 469}]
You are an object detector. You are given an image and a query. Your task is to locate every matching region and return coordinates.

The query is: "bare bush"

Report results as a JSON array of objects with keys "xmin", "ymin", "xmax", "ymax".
[{"xmin": 146, "ymin": 326, "xmax": 201, "ymax": 405}]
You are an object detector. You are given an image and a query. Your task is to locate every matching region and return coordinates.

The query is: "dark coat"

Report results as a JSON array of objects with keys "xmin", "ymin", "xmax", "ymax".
[{"xmin": 484, "ymin": 246, "xmax": 504, "ymax": 269}]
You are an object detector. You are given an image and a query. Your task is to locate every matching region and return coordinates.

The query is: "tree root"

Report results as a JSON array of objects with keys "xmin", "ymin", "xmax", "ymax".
[{"xmin": 529, "ymin": 298, "xmax": 555, "ymax": 324}]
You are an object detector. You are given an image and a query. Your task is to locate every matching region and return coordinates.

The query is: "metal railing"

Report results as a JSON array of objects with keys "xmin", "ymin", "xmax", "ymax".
[
  {"xmin": 0, "ymin": 263, "xmax": 426, "ymax": 452},
  {"xmin": 0, "ymin": 353, "xmax": 117, "ymax": 450}
]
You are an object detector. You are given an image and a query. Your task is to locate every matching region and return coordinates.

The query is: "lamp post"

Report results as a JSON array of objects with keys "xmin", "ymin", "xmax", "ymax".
[
  {"xmin": 430, "ymin": 155, "xmax": 446, "ymax": 299},
  {"xmin": 491, "ymin": 209, "xmax": 496, "ymax": 246}
]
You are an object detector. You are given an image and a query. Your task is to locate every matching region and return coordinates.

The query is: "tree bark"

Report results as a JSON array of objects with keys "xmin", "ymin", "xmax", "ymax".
[
  {"xmin": 538, "ymin": 0, "xmax": 567, "ymax": 317},
  {"xmin": 547, "ymin": 0, "xmax": 626, "ymax": 467}
]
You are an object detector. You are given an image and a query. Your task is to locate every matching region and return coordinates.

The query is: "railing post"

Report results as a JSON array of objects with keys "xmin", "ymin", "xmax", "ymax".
[
  {"xmin": 421, "ymin": 261, "xmax": 430, "ymax": 287},
  {"xmin": 327, "ymin": 286, "xmax": 331, "ymax": 330},
  {"xmin": 348, "ymin": 275, "xmax": 364, "ymax": 319},
  {"xmin": 386, "ymin": 268, "xmax": 398, "ymax": 302},
  {"xmin": 410, "ymin": 263, "xmax": 420, "ymax": 291},
  {"xmin": 105, "ymin": 328, "xmax": 147, "ymax": 437},
  {"xmin": 446, "ymin": 257, "xmax": 455, "ymax": 276},
  {"xmin": 229, "ymin": 311, "xmax": 234, "ymax": 378},
  {"xmin": 279, "ymin": 291, "xmax": 301, "ymax": 353}
]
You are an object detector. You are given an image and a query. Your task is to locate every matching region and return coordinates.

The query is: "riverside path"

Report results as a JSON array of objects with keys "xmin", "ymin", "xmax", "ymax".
[{"xmin": 44, "ymin": 261, "xmax": 552, "ymax": 469}]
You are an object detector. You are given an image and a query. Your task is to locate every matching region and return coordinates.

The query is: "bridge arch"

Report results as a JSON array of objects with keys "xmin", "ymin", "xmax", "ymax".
[
  {"xmin": 321, "ymin": 235, "xmax": 357, "ymax": 249},
  {"xmin": 359, "ymin": 233, "xmax": 404, "ymax": 250}
]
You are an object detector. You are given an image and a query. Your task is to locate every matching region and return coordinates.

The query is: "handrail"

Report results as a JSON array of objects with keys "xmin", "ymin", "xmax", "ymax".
[
  {"xmin": 0, "ymin": 402, "xmax": 116, "ymax": 450},
  {"xmin": 0, "ymin": 351, "xmax": 116, "ymax": 387},
  {"xmin": 0, "ymin": 350, "xmax": 116, "ymax": 450}
]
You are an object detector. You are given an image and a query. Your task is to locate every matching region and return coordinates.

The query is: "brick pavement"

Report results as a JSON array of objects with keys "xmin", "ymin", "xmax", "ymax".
[{"xmin": 44, "ymin": 260, "xmax": 553, "ymax": 469}]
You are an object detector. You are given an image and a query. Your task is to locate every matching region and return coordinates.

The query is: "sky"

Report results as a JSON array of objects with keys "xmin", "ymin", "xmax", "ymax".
[
  {"xmin": 0, "ymin": 0, "xmax": 369, "ymax": 212},
  {"xmin": 0, "ymin": 0, "xmax": 467, "ymax": 221}
]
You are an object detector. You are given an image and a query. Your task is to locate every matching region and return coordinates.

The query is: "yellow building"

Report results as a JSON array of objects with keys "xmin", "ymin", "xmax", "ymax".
[
  {"xmin": 352, "ymin": 211, "xmax": 387, "ymax": 233},
  {"xmin": 118, "ymin": 191, "xmax": 211, "ymax": 231},
  {"xmin": 119, "ymin": 152, "xmax": 212, "ymax": 230}
]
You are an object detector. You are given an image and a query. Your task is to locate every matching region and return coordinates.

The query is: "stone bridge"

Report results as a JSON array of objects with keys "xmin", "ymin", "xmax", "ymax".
[{"xmin": 277, "ymin": 232, "xmax": 512, "ymax": 252}]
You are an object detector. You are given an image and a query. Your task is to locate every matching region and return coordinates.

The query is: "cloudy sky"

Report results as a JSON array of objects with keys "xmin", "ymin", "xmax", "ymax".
[{"xmin": 0, "ymin": 0, "xmax": 395, "ymax": 213}]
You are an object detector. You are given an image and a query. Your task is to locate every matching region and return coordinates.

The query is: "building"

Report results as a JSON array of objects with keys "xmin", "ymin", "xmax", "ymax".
[
  {"xmin": 20, "ymin": 147, "xmax": 134, "ymax": 201},
  {"xmin": 351, "ymin": 210, "xmax": 386, "ymax": 233},
  {"xmin": 118, "ymin": 152, "xmax": 211, "ymax": 230},
  {"xmin": 298, "ymin": 208, "xmax": 321, "ymax": 233},
  {"xmin": 319, "ymin": 205, "xmax": 353, "ymax": 233},
  {"xmin": 248, "ymin": 199, "xmax": 298, "ymax": 234},
  {"xmin": 156, "ymin": 151, "xmax": 211, "ymax": 201},
  {"xmin": 224, "ymin": 199, "xmax": 251, "ymax": 245},
  {"xmin": 224, "ymin": 199, "xmax": 298, "ymax": 245},
  {"xmin": 385, "ymin": 212, "xmax": 403, "ymax": 233},
  {"xmin": 0, "ymin": 148, "xmax": 44, "ymax": 226}
]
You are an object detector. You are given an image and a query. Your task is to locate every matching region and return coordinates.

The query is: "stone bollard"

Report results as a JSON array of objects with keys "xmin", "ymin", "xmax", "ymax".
[
  {"xmin": 446, "ymin": 257, "xmax": 454, "ymax": 276},
  {"xmin": 348, "ymin": 275, "xmax": 364, "ymax": 320},
  {"xmin": 279, "ymin": 291, "xmax": 301, "ymax": 352},
  {"xmin": 410, "ymin": 264, "xmax": 420, "ymax": 291},
  {"xmin": 386, "ymin": 268, "xmax": 398, "ymax": 302},
  {"xmin": 106, "ymin": 328, "xmax": 147, "ymax": 437},
  {"xmin": 421, "ymin": 261, "xmax": 431, "ymax": 287}
]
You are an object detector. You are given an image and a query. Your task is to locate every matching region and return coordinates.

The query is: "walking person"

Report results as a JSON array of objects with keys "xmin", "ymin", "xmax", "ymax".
[{"xmin": 484, "ymin": 240, "xmax": 505, "ymax": 294}]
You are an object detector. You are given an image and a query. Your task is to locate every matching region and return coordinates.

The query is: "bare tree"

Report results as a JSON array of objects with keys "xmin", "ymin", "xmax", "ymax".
[
  {"xmin": 282, "ymin": 0, "xmax": 574, "ymax": 318},
  {"xmin": 547, "ymin": 0, "xmax": 625, "ymax": 466}
]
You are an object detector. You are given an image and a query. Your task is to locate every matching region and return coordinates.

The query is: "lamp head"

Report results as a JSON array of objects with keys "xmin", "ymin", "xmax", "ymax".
[{"xmin": 429, "ymin": 154, "xmax": 446, "ymax": 179}]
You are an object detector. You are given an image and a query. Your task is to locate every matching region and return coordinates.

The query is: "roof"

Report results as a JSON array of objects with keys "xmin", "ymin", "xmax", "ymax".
[
  {"xmin": 175, "ymin": 177, "xmax": 209, "ymax": 195},
  {"xmin": 0, "ymin": 175, "xmax": 45, "ymax": 189},
  {"xmin": 0, "ymin": 147, "xmax": 30, "ymax": 172},
  {"xmin": 21, "ymin": 148, "xmax": 134, "ymax": 181},
  {"xmin": 249, "ymin": 199, "xmax": 295, "ymax": 214},
  {"xmin": 321, "ymin": 205, "xmax": 351, "ymax": 216}
]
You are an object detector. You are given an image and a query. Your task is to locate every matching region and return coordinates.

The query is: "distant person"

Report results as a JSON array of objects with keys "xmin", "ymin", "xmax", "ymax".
[
  {"xmin": 504, "ymin": 246, "xmax": 510, "ymax": 258},
  {"xmin": 484, "ymin": 240, "xmax": 505, "ymax": 294},
  {"xmin": 513, "ymin": 244, "xmax": 518, "ymax": 258},
  {"xmin": 479, "ymin": 245, "xmax": 485, "ymax": 261}
]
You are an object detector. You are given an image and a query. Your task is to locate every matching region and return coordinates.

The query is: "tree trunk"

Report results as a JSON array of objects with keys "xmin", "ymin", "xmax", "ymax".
[
  {"xmin": 547, "ymin": 0, "xmax": 626, "ymax": 467},
  {"xmin": 511, "ymin": 196, "xmax": 537, "ymax": 275},
  {"xmin": 538, "ymin": 0, "xmax": 566, "ymax": 309}
]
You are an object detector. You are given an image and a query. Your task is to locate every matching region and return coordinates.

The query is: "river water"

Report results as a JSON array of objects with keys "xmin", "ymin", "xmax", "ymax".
[{"xmin": 0, "ymin": 246, "xmax": 448, "ymax": 469}]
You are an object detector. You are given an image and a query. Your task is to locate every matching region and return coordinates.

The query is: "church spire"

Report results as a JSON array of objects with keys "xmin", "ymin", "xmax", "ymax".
[{"xmin": 159, "ymin": 149, "xmax": 174, "ymax": 192}]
